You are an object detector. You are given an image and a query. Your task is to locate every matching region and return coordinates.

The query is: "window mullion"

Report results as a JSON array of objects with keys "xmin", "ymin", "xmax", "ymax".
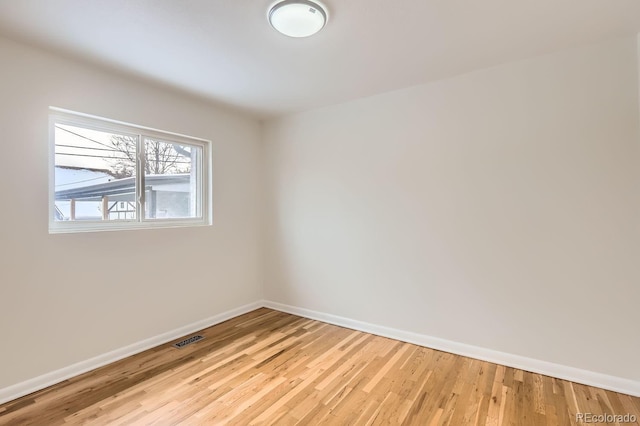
[{"xmin": 137, "ymin": 134, "xmax": 145, "ymax": 222}]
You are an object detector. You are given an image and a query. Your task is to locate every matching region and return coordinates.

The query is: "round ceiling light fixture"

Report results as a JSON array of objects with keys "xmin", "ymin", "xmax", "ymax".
[{"xmin": 268, "ymin": 0, "xmax": 328, "ymax": 38}]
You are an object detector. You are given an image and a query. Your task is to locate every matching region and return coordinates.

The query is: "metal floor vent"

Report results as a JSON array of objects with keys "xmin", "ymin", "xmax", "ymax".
[{"xmin": 173, "ymin": 335, "xmax": 204, "ymax": 349}]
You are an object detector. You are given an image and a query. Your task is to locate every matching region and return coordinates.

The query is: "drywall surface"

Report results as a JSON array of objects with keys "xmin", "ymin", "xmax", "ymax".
[
  {"xmin": 0, "ymin": 36, "xmax": 263, "ymax": 388},
  {"xmin": 263, "ymin": 37, "xmax": 640, "ymax": 381}
]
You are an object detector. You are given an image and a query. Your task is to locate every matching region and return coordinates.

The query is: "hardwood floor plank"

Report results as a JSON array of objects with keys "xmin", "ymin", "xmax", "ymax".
[{"xmin": 1, "ymin": 308, "xmax": 638, "ymax": 425}]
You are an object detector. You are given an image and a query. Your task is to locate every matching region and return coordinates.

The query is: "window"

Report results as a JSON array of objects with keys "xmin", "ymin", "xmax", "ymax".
[{"xmin": 49, "ymin": 108, "xmax": 211, "ymax": 233}]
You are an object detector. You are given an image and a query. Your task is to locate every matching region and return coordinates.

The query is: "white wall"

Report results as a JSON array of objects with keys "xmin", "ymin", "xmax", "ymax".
[
  {"xmin": 0, "ymin": 36, "xmax": 263, "ymax": 389},
  {"xmin": 263, "ymin": 37, "xmax": 640, "ymax": 382}
]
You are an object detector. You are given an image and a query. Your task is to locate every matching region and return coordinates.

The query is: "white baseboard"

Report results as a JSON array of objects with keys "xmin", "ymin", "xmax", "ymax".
[
  {"xmin": 0, "ymin": 301, "xmax": 263, "ymax": 405},
  {"xmin": 263, "ymin": 300, "xmax": 640, "ymax": 398},
  {"xmin": 3, "ymin": 299, "xmax": 638, "ymax": 406}
]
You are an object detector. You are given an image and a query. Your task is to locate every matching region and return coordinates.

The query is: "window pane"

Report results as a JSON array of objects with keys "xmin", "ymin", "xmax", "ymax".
[
  {"xmin": 54, "ymin": 124, "xmax": 137, "ymax": 221},
  {"xmin": 143, "ymin": 138, "xmax": 201, "ymax": 219}
]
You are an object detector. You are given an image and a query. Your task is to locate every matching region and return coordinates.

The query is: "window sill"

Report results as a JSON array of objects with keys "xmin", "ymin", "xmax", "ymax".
[{"xmin": 48, "ymin": 218, "xmax": 212, "ymax": 234}]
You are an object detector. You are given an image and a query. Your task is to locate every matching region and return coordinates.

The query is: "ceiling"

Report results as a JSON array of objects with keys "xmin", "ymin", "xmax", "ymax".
[{"xmin": 0, "ymin": 1, "xmax": 639, "ymax": 118}]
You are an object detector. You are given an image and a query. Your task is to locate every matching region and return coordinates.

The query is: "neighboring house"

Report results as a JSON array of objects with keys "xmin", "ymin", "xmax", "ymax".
[{"xmin": 54, "ymin": 166, "xmax": 193, "ymax": 220}]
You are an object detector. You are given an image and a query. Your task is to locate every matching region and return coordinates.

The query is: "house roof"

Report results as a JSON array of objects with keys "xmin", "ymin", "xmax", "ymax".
[{"xmin": 55, "ymin": 174, "xmax": 191, "ymax": 201}]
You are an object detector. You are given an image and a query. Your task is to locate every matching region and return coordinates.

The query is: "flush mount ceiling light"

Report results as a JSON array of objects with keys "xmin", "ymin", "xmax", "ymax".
[{"xmin": 268, "ymin": 0, "xmax": 328, "ymax": 38}]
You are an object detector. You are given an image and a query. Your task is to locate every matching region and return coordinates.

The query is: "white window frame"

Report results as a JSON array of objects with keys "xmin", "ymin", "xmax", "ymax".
[{"xmin": 49, "ymin": 107, "xmax": 212, "ymax": 234}]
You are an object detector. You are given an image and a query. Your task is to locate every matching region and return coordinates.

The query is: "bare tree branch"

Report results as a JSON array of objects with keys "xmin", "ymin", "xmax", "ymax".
[{"xmin": 108, "ymin": 136, "xmax": 190, "ymax": 178}]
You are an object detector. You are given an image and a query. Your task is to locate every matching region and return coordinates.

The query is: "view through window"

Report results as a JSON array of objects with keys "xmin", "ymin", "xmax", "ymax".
[{"xmin": 50, "ymin": 109, "xmax": 210, "ymax": 232}]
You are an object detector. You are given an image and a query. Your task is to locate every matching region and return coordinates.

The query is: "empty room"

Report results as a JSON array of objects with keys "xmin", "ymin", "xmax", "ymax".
[{"xmin": 0, "ymin": 0, "xmax": 639, "ymax": 424}]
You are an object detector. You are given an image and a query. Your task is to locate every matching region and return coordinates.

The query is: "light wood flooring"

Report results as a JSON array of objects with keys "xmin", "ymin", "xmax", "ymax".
[{"xmin": 1, "ymin": 308, "xmax": 638, "ymax": 425}]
